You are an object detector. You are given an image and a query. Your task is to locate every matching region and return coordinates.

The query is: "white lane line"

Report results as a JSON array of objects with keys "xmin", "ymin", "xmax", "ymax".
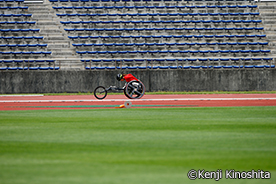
[
  {"xmin": 0, "ymin": 94, "xmax": 44, "ymax": 97},
  {"xmin": 0, "ymin": 98, "xmax": 276, "ymax": 103}
]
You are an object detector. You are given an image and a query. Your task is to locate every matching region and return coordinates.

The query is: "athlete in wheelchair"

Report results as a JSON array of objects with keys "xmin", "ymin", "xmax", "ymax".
[{"xmin": 94, "ymin": 73, "xmax": 145, "ymax": 100}]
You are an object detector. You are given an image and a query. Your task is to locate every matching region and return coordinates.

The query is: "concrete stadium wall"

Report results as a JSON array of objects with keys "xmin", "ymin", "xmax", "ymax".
[{"xmin": 0, "ymin": 69, "xmax": 276, "ymax": 94}]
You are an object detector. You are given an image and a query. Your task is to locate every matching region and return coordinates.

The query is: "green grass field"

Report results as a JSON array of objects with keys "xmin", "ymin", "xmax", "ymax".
[{"xmin": 0, "ymin": 107, "xmax": 276, "ymax": 184}]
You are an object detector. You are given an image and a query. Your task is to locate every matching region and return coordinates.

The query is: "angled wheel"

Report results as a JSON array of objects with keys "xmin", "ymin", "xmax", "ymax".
[
  {"xmin": 124, "ymin": 80, "xmax": 145, "ymax": 99},
  {"xmin": 94, "ymin": 86, "xmax": 107, "ymax": 100},
  {"xmin": 123, "ymin": 87, "xmax": 132, "ymax": 99}
]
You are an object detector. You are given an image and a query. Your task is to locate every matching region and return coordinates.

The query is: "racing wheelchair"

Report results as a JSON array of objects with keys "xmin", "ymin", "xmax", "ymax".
[{"xmin": 94, "ymin": 80, "xmax": 145, "ymax": 100}]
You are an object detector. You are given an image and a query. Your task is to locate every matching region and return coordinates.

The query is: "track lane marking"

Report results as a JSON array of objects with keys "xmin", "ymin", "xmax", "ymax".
[{"xmin": 1, "ymin": 98, "xmax": 276, "ymax": 103}]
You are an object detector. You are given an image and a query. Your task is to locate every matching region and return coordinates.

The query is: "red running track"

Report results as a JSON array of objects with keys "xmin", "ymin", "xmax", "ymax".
[{"xmin": 0, "ymin": 94, "xmax": 276, "ymax": 110}]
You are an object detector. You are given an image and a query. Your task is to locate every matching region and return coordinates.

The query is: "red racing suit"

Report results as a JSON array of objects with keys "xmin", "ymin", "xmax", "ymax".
[{"xmin": 124, "ymin": 74, "xmax": 138, "ymax": 82}]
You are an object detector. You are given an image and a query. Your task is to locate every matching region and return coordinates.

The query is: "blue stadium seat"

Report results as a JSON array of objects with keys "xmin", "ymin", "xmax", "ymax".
[
  {"xmin": 230, "ymin": 50, "xmax": 240, "ymax": 54},
  {"xmin": 138, "ymin": 66, "xmax": 147, "ymax": 69},
  {"xmin": 239, "ymin": 50, "xmax": 250, "ymax": 54},
  {"xmin": 127, "ymin": 66, "xmax": 138, "ymax": 69},
  {"xmin": 232, "ymin": 65, "xmax": 241, "ymax": 68},
  {"xmin": 191, "ymin": 66, "xmax": 201, "ymax": 69},
  {"xmin": 222, "ymin": 66, "xmax": 233, "ymax": 69},
  {"xmin": 187, "ymin": 59, "xmax": 197, "ymax": 62},
  {"xmin": 248, "ymin": 5, "xmax": 258, "ymax": 8},
  {"xmin": 199, "ymin": 50, "xmax": 209, "ymax": 54},
  {"xmin": 148, "ymin": 50, "xmax": 158, "ymax": 54},
  {"xmin": 92, "ymin": 59, "xmax": 101, "ymax": 62},
  {"xmin": 251, "ymin": 50, "xmax": 261, "ymax": 53},
  {"xmin": 7, "ymin": 67, "xmax": 19, "ymax": 70},
  {"xmin": 39, "ymin": 67, "xmax": 50, "ymax": 70},
  {"xmin": 256, "ymin": 34, "xmax": 266, "ymax": 38},
  {"xmin": 228, "ymin": 5, "xmax": 237, "ymax": 8},
  {"xmin": 220, "ymin": 58, "xmax": 230, "ymax": 62},
  {"xmin": 201, "ymin": 66, "xmax": 211, "ymax": 69},
  {"xmin": 170, "ymin": 66, "xmax": 180, "ymax": 69},
  {"xmin": 3, "ymin": 60, "xmax": 13, "ymax": 63},
  {"xmin": 124, "ymin": 59, "xmax": 133, "ymax": 62},
  {"xmin": 103, "ymin": 59, "xmax": 113, "ymax": 62},
  {"xmin": 261, "ymin": 50, "xmax": 270, "ymax": 53},
  {"xmin": 14, "ymin": 60, "xmax": 24, "ymax": 63},
  {"xmin": 257, "ymin": 42, "xmax": 268, "ymax": 46},
  {"xmin": 198, "ymin": 59, "xmax": 208, "ymax": 62},
  {"xmin": 0, "ymin": 66, "xmax": 8, "ymax": 70},
  {"xmin": 248, "ymin": 42, "xmax": 259, "ymax": 45},
  {"xmin": 50, "ymin": 67, "xmax": 60, "ymax": 70},
  {"xmin": 231, "ymin": 58, "xmax": 240, "ymax": 62},
  {"xmin": 266, "ymin": 65, "xmax": 275, "ymax": 68},
  {"xmin": 29, "ymin": 67, "xmax": 39, "ymax": 70},
  {"xmin": 213, "ymin": 66, "xmax": 222, "ymax": 69},
  {"xmin": 263, "ymin": 58, "xmax": 273, "ymax": 61},
  {"xmin": 244, "ymin": 65, "xmax": 254, "ymax": 68},
  {"xmin": 252, "ymin": 58, "xmax": 262, "ymax": 62},
  {"xmin": 238, "ymin": 5, "xmax": 247, "ymax": 8},
  {"xmin": 158, "ymin": 66, "xmax": 168, "ymax": 69},
  {"xmin": 148, "ymin": 66, "xmax": 158, "ymax": 69},
  {"xmin": 106, "ymin": 66, "xmax": 116, "ymax": 70},
  {"xmin": 237, "ymin": 42, "xmax": 248, "ymax": 46},
  {"xmin": 85, "ymin": 66, "xmax": 94, "ymax": 70},
  {"xmin": 18, "ymin": 67, "xmax": 28, "ymax": 70},
  {"xmin": 250, "ymin": 12, "xmax": 260, "ymax": 16},
  {"xmin": 53, "ymin": 6, "xmax": 63, "ymax": 10}
]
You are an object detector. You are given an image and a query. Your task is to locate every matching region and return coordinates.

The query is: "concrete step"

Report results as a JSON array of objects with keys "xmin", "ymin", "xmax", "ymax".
[
  {"xmin": 28, "ymin": 10, "xmax": 55, "ymax": 14},
  {"xmin": 35, "ymin": 21, "xmax": 60, "ymax": 26},
  {"xmin": 42, "ymin": 35, "xmax": 67, "ymax": 40},
  {"xmin": 47, "ymin": 44, "xmax": 71, "ymax": 49},
  {"xmin": 259, "ymin": 13, "xmax": 276, "ymax": 16},
  {"xmin": 264, "ymin": 27, "xmax": 276, "ymax": 31},
  {"xmin": 23, "ymin": 3, "xmax": 78, "ymax": 69},
  {"xmin": 262, "ymin": 21, "xmax": 276, "ymax": 25},
  {"xmin": 51, "ymin": 50, "xmax": 76, "ymax": 55},
  {"xmin": 259, "ymin": 10, "xmax": 276, "ymax": 14},
  {"xmin": 45, "ymin": 41, "xmax": 71, "ymax": 46},
  {"xmin": 258, "ymin": 5, "xmax": 276, "ymax": 9},
  {"xmin": 39, "ymin": 29, "xmax": 65, "ymax": 34},
  {"xmin": 257, "ymin": 2, "xmax": 276, "ymax": 6},
  {"xmin": 32, "ymin": 14, "xmax": 56, "ymax": 20}
]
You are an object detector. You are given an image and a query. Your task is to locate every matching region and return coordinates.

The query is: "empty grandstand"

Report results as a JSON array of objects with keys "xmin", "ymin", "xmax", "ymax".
[{"xmin": 0, "ymin": 0, "xmax": 276, "ymax": 93}]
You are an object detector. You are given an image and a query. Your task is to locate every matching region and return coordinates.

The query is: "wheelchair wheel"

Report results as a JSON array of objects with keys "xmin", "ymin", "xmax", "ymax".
[
  {"xmin": 124, "ymin": 81, "xmax": 145, "ymax": 99},
  {"xmin": 94, "ymin": 86, "xmax": 107, "ymax": 100},
  {"xmin": 123, "ymin": 88, "xmax": 131, "ymax": 99}
]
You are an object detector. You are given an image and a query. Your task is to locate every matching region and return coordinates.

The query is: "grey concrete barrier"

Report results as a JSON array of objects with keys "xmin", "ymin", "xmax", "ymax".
[{"xmin": 0, "ymin": 69, "xmax": 276, "ymax": 94}]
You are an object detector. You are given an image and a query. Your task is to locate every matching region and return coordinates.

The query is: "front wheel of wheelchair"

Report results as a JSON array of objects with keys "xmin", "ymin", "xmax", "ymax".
[
  {"xmin": 124, "ymin": 81, "xmax": 145, "ymax": 99},
  {"xmin": 94, "ymin": 86, "xmax": 107, "ymax": 100}
]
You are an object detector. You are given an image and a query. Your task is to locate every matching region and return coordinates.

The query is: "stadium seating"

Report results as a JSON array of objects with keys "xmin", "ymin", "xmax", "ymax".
[
  {"xmin": 0, "ymin": 21, "xmax": 35, "ymax": 25},
  {"xmin": 0, "ymin": 14, "xmax": 32, "ymax": 17},
  {"xmin": 57, "ymin": 12, "xmax": 260, "ymax": 17},
  {"xmin": 0, "ymin": 36, "xmax": 43, "ymax": 39},
  {"xmin": 0, "ymin": 6, "xmax": 28, "ymax": 10},
  {"xmin": 52, "ymin": 5, "xmax": 258, "ymax": 10},
  {"xmin": 60, "ymin": 20, "xmax": 262, "ymax": 25},
  {"xmin": 64, "ymin": 27, "xmax": 264, "ymax": 33},
  {"xmin": 1, "ymin": 0, "xmax": 274, "ymax": 70},
  {"xmin": 0, "ymin": 60, "xmax": 58, "ymax": 70},
  {"xmin": 0, "ymin": 2, "xmax": 57, "ymax": 71},
  {"xmin": 0, "ymin": 44, "xmax": 47, "ymax": 47}
]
